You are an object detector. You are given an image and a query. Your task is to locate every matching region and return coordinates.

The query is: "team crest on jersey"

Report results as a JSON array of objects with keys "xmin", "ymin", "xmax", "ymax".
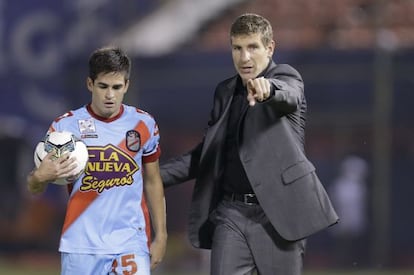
[
  {"xmin": 78, "ymin": 118, "xmax": 98, "ymax": 138},
  {"xmin": 126, "ymin": 130, "xmax": 141, "ymax": 152}
]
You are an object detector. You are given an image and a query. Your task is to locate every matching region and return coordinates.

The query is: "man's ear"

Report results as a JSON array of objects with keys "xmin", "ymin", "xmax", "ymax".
[
  {"xmin": 268, "ymin": 40, "xmax": 276, "ymax": 57},
  {"xmin": 86, "ymin": 77, "xmax": 93, "ymax": 92}
]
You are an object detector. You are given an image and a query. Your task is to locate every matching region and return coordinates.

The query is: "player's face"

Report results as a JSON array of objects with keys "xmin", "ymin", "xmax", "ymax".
[
  {"xmin": 87, "ymin": 72, "xmax": 129, "ymax": 118},
  {"xmin": 231, "ymin": 33, "xmax": 274, "ymax": 85}
]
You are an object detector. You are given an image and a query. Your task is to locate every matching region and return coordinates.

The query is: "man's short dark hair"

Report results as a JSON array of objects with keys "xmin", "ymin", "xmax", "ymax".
[
  {"xmin": 230, "ymin": 13, "xmax": 273, "ymax": 46},
  {"xmin": 88, "ymin": 46, "xmax": 131, "ymax": 82}
]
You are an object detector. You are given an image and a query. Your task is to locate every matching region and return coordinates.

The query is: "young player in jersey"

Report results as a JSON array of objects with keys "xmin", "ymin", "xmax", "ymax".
[{"xmin": 27, "ymin": 46, "xmax": 167, "ymax": 275}]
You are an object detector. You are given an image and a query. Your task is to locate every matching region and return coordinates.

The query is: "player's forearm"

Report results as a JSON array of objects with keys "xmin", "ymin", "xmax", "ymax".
[
  {"xmin": 152, "ymin": 205, "xmax": 167, "ymax": 240},
  {"xmin": 143, "ymin": 161, "xmax": 168, "ymax": 238},
  {"xmin": 27, "ymin": 169, "xmax": 48, "ymax": 194},
  {"xmin": 148, "ymin": 191, "xmax": 167, "ymax": 239},
  {"xmin": 144, "ymin": 183, "xmax": 167, "ymax": 239}
]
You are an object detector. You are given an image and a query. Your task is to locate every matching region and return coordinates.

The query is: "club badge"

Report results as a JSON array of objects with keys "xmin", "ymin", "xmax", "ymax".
[{"xmin": 126, "ymin": 130, "xmax": 141, "ymax": 152}]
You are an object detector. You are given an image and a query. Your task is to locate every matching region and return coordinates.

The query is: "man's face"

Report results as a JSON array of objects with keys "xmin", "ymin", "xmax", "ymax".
[
  {"xmin": 87, "ymin": 72, "xmax": 129, "ymax": 118},
  {"xmin": 231, "ymin": 33, "xmax": 275, "ymax": 85}
]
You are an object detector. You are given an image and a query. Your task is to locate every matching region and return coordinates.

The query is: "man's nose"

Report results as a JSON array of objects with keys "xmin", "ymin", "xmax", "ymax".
[
  {"xmin": 105, "ymin": 89, "xmax": 115, "ymax": 99},
  {"xmin": 240, "ymin": 49, "xmax": 250, "ymax": 61}
]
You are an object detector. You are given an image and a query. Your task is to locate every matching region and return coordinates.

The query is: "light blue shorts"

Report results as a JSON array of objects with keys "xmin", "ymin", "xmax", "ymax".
[{"xmin": 61, "ymin": 251, "xmax": 150, "ymax": 275}]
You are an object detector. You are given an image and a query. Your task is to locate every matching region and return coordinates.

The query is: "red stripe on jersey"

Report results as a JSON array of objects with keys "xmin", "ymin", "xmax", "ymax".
[
  {"xmin": 141, "ymin": 193, "xmax": 152, "ymax": 248},
  {"xmin": 117, "ymin": 120, "xmax": 153, "ymax": 246},
  {"xmin": 61, "ymin": 190, "xmax": 99, "ymax": 235}
]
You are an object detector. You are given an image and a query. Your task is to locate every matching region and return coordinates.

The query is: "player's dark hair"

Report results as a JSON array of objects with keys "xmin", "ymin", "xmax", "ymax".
[
  {"xmin": 230, "ymin": 13, "xmax": 273, "ymax": 46},
  {"xmin": 88, "ymin": 46, "xmax": 131, "ymax": 82}
]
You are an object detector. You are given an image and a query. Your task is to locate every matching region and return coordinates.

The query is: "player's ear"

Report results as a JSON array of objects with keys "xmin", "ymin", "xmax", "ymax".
[
  {"xmin": 86, "ymin": 77, "xmax": 94, "ymax": 92},
  {"xmin": 124, "ymin": 79, "xmax": 130, "ymax": 92}
]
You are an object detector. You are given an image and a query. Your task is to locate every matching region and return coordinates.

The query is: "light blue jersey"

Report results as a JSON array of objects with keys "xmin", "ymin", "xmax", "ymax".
[{"xmin": 48, "ymin": 104, "xmax": 160, "ymax": 256}]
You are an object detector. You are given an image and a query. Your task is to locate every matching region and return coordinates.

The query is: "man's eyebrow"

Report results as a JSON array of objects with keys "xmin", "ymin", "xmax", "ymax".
[{"xmin": 248, "ymin": 42, "xmax": 260, "ymax": 47}]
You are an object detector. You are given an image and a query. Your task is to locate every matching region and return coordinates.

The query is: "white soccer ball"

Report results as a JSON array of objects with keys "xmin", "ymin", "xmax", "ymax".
[{"xmin": 34, "ymin": 131, "xmax": 89, "ymax": 185}]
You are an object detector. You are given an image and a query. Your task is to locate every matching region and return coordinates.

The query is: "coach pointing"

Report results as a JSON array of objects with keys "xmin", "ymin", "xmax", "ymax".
[{"xmin": 160, "ymin": 13, "xmax": 338, "ymax": 275}]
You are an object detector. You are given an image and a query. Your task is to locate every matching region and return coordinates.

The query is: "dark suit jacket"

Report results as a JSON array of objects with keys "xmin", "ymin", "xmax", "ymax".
[{"xmin": 161, "ymin": 61, "xmax": 338, "ymax": 249}]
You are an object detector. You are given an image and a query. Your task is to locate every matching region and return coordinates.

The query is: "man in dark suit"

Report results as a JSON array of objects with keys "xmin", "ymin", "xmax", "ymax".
[{"xmin": 160, "ymin": 13, "xmax": 338, "ymax": 275}]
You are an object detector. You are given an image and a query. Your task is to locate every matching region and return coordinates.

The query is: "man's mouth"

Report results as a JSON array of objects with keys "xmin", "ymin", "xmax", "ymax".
[{"xmin": 240, "ymin": 66, "xmax": 253, "ymax": 74}]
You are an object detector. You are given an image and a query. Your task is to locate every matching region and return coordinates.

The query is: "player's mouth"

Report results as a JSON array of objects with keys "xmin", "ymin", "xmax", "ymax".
[
  {"xmin": 104, "ymin": 102, "xmax": 115, "ymax": 108},
  {"xmin": 239, "ymin": 66, "xmax": 253, "ymax": 74}
]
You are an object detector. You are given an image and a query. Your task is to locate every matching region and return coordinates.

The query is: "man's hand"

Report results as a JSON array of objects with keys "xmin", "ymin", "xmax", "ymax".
[
  {"xmin": 38, "ymin": 151, "xmax": 78, "ymax": 181},
  {"xmin": 149, "ymin": 234, "xmax": 167, "ymax": 270},
  {"xmin": 247, "ymin": 77, "xmax": 271, "ymax": 106},
  {"xmin": 27, "ymin": 151, "xmax": 77, "ymax": 194}
]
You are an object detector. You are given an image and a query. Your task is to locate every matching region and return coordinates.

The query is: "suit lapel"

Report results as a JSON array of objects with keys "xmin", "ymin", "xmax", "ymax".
[
  {"xmin": 189, "ymin": 77, "xmax": 237, "ymax": 246},
  {"xmin": 199, "ymin": 77, "xmax": 237, "ymax": 164}
]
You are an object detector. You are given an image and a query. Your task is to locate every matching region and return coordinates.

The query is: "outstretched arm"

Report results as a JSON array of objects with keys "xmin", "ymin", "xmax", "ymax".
[
  {"xmin": 160, "ymin": 142, "xmax": 202, "ymax": 188},
  {"xmin": 246, "ymin": 64, "xmax": 304, "ymax": 113}
]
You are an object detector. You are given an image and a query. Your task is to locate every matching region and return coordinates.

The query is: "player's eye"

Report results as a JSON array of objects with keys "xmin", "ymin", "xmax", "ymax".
[
  {"xmin": 98, "ymin": 84, "xmax": 108, "ymax": 89},
  {"xmin": 112, "ymin": 84, "xmax": 123, "ymax": 90}
]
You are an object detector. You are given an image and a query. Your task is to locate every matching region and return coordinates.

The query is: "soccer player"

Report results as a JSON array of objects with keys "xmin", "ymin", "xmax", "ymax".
[{"xmin": 27, "ymin": 46, "xmax": 167, "ymax": 275}]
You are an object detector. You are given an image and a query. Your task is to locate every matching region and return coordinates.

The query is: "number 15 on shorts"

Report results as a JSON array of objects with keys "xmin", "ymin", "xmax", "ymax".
[{"xmin": 110, "ymin": 253, "xmax": 150, "ymax": 275}]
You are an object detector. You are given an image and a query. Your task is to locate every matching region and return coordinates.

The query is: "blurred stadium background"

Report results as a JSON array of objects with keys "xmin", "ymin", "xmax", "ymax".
[{"xmin": 1, "ymin": 0, "xmax": 414, "ymax": 274}]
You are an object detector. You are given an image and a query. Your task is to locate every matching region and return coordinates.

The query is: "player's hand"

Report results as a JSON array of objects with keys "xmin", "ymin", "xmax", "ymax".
[
  {"xmin": 149, "ymin": 235, "xmax": 167, "ymax": 270},
  {"xmin": 37, "ymin": 151, "xmax": 78, "ymax": 182},
  {"xmin": 28, "ymin": 152, "xmax": 77, "ymax": 193},
  {"xmin": 247, "ymin": 77, "xmax": 271, "ymax": 106}
]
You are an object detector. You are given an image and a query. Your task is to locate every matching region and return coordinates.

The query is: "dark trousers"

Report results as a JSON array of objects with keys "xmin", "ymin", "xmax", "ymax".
[{"xmin": 210, "ymin": 199, "xmax": 306, "ymax": 275}]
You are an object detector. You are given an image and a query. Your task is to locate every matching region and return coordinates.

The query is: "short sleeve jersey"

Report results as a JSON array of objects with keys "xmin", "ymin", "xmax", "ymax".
[{"xmin": 49, "ymin": 104, "xmax": 161, "ymax": 255}]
